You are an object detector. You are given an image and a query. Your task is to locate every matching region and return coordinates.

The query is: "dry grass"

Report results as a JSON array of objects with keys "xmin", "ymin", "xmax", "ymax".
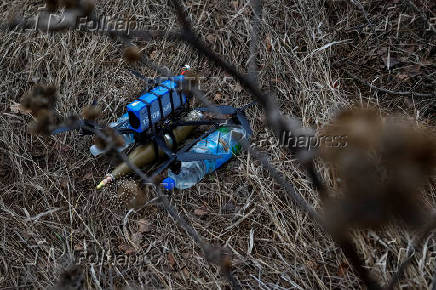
[{"xmin": 0, "ymin": 0, "xmax": 435, "ymax": 289}]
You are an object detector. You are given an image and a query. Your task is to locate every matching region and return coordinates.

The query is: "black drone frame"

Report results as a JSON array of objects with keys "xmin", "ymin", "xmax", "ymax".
[{"xmin": 52, "ymin": 69, "xmax": 254, "ymax": 179}]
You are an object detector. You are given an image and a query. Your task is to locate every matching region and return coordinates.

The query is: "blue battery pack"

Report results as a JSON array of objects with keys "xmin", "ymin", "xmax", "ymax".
[{"xmin": 127, "ymin": 75, "xmax": 187, "ymax": 133}]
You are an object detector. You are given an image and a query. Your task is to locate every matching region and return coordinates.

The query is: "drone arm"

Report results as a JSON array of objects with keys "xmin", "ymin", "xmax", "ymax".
[{"xmin": 170, "ymin": 119, "xmax": 227, "ymax": 127}]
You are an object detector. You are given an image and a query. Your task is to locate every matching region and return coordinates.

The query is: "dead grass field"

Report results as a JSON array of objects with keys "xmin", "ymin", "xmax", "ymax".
[{"xmin": 0, "ymin": 0, "xmax": 435, "ymax": 289}]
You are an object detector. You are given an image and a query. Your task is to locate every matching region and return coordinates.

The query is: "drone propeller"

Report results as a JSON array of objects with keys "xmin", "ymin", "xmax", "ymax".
[
  {"xmin": 236, "ymin": 110, "xmax": 252, "ymax": 136},
  {"xmin": 196, "ymin": 105, "xmax": 236, "ymax": 115},
  {"xmin": 129, "ymin": 69, "xmax": 148, "ymax": 82},
  {"xmin": 52, "ymin": 99, "xmax": 103, "ymax": 136},
  {"xmin": 196, "ymin": 105, "xmax": 252, "ymax": 135},
  {"xmin": 129, "ymin": 69, "xmax": 158, "ymax": 90},
  {"xmin": 171, "ymin": 119, "xmax": 227, "ymax": 127},
  {"xmin": 51, "ymin": 119, "xmax": 86, "ymax": 135}
]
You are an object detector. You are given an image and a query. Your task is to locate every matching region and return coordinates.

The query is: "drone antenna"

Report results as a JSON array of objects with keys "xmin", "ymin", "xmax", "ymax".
[{"xmin": 181, "ymin": 64, "xmax": 191, "ymax": 75}]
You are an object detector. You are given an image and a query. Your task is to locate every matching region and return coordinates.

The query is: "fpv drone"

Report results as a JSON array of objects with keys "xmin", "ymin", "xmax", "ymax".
[{"xmin": 52, "ymin": 66, "xmax": 253, "ymax": 179}]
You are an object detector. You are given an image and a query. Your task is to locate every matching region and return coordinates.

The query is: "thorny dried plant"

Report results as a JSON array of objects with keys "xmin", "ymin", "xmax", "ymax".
[
  {"xmin": 49, "ymin": 265, "xmax": 85, "ymax": 290},
  {"xmin": 117, "ymin": 179, "xmax": 151, "ymax": 210},
  {"xmin": 123, "ymin": 46, "xmax": 142, "ymax": 64},
  {"xmin": 94, "ymin": 127, "xmax": 125, "ymax": 151},
  {"xmin": 81, "ymin": 104, "xmax": 101, "ymax": 122},
  {"xmin": 29, "ymin": 109, "xmax": 57, "ymax": 135},
  {"xmin": 321, "ymin": 108, "xmax": 436, "ymax": 229},
  {"xmin": 20, "ymin": 85, "xmax": 59, "ymax": 135},
  {"xmin": 21, "ymin": 85, "xmax": 57, "ymax": 115}
]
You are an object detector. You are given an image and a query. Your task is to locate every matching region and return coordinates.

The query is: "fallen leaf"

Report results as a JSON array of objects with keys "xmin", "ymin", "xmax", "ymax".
[
  {"xmin": 149, "ymin": 50, "xmax": 158, "ymax": 60},
  {"xmin": 331, "ymin": 80, "xmax": 340, "ymax": 89},
  {"xmin": 306, "ymin": 260, "xmax": 320, "ymax": 270},
  {"xmin": 338, "ymin": 262, "xmax": 349, "ymax": 277},
  {"xmin": 182, "ymin": 267, "xmax": 190, "ymax": 277},
  {"xmin": 137, "ymin": 218, "xmax": 151, "ymax": 233},
  {"xmin": 265, "ymin": 35, "xmax": 272, "ymax": 52},
  {"xmin": 397, "ymin": 74, "xmax": 410, "ymax": 81},
  {"xmin": 194, "ymin": 207, "xmax": 208, "ymax": 217},
  {"xmin": 118, "ymin": 244, "xmax": 136, "ymax": 255},
  {"xmin": 83, "ymin": 172, "xmax": 93, "ymax": 180},
  {"xmin": 214, "ymin": 93, "xmax": 223, "ymax": 101},
  {"xmin": 271, "ymin": 78, "xmax": 281, "ymax": 83},
  {"xmin": 403, "ymin": 64, "xmax": 421, "ymax": 77},
  {"xmin": 168, "ymin": 253, "xmax": 176, "ymax": 269},
  {"xmin": 206, "ymin": 34, "xmax": 216, "ymax": 43}
]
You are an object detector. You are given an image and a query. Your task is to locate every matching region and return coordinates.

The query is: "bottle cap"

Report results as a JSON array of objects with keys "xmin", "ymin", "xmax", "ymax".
[{"xmin": 162, "ymin": 177, "xmax": 175, "ymax": 191}]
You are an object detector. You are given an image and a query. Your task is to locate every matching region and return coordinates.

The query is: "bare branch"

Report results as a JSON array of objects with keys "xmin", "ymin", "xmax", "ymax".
[{"xmin": 248, "ymin": 0, "xmax": 262, "ymax": 83}]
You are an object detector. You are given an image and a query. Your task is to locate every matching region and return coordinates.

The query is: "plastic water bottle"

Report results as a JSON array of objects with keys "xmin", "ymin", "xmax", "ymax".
[
  {"xmin": 90, "ymin": 113, "xmax": 135, "ymax": 156},
  {"xmin": 96, "ymin": 110, "xmax": 203, "ymax": 189},
  {"xmin": 163, "ymin": 126, "xmax": 248, "ymax": 190}
]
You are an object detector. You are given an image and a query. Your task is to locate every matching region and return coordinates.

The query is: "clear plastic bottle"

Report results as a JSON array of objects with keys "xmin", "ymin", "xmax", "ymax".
[
  {"xmin": 95, "ymin": 110, "xmax": 203, "ymax": 189},
  {"xmin": 167, "ymin": 161, "xmax": 206, "ymax": 189},
  {"xmin": 163, "ymin": 126, "xmax": 248, "ymax": 190}
]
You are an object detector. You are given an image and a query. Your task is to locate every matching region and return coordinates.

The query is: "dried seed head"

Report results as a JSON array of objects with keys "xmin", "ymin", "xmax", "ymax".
[
  {"xmin": 118, "ymin": 180, "xmax": 151, "ymax": 209},
  {"xmin": 381, "ymin": 120, "xmax": 436, "ymax": 174},
  {"xmin": 320, "ymin": 108, "xmax": 382, "ymax": 164},
  {"xmin": 45, "ymin": 0, "xmax": 59, "ymax": 12},
  {"xmin": 94, "ymin": 127, "xmax": 125, "ymax": 150},
  {"xmin": 321, "ymin": 107, "xmax": 435, "ymax": 229},
  {"xmin": 56, "ymin": 265, "xmax": 84, "ymax": 289},
  {"xmin": 62, "ymin": 0, "xmax": 80, "ymax": 9},
  {"xmin": 80, "ymin": 0, "xmax": 95, "ymax": 16},
  {"xmin": 21, "ymin": 85, "xmax": 57, "ymax": 115},
  {"xmin": 29, "ymin": 109, "xmax": 56, "ymax": 135},
  {"xmin": 203, "ymin": 245, "xmax": 232, "ymax": 270},
  {"xmin": 81, "ymin": 104, "xmax": 101, "ymax": 121},
  {"xmin": 124, "ymin": 46, "xmax": 141, "ymax": 64}
]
